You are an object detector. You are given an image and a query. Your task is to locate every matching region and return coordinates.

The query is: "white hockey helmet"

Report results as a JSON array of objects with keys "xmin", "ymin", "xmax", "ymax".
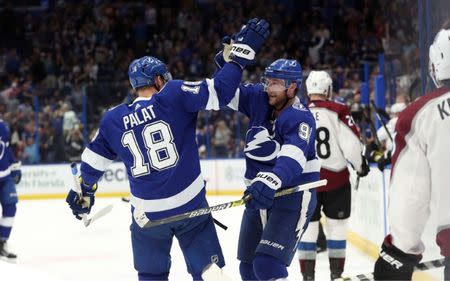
[
  {"xmin": 306, "ymin": 70, "xmax": 333, "ymax": 97},
  {"xmin": 429, "ymin": 28, "xmax": 450, "ymax": 87}
]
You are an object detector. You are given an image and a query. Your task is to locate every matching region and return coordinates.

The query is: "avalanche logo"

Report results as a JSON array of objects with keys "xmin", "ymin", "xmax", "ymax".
[{"xmin": 244, "ymin": 126, "xmax": 280, "ymax": 162}]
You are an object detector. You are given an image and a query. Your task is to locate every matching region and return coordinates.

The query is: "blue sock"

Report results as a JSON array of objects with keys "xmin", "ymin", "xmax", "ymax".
[
  {"xmin": 239, "ymin": 261, "xmax": 257, "ymax": 280},
  {"xmin": 0, "ymin": 204, "xmax": 16, "ymax": 240},
  {"xmin": 138, "ymin": 272, "xmax": 168, "ymax": 281},
  {"xmin": 253, "ymin": 254, "xmax": 288, "ymax": 280}
]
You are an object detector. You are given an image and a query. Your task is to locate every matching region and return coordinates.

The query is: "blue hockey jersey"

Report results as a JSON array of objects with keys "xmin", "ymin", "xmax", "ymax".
[
  {"xmin": 80, "ymin": 63, "xmax": 242, "ymax": 219},
  {"xmin": 227, "ymin": 83, "xmax": 320, "ymax": 188},
  {"xmin": 0, "ymin": 121, "xmax": 15, "ymax": 181}
]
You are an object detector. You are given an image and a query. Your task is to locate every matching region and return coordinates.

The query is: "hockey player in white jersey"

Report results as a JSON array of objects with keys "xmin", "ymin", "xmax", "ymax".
[
  {"xmin": 65, "ymin": 19, "xmax": 270, "ymax": 281},
  {"xmin": 373, "ymin": 28, "xmax": 450, "ymax": 281},
  {"xmin": 297, "ymin": 70, "xmax": 369, "ymax": 280}
]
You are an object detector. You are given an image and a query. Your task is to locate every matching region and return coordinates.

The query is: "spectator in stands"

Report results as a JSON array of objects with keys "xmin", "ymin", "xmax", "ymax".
[
  {"xmin": 212, "ymin": 120, "xmax": 232, "ymax": 158},
  {"xmin": 0, "ymin": 0, "xmax": 420, "ymax": 162},
  {"xmin": 23, "ymin": 137, "xmax": 39, "ymax": 164},
  {"xmin": 65, "ymin": 125, "xmax": 84, "ymax": 162}
]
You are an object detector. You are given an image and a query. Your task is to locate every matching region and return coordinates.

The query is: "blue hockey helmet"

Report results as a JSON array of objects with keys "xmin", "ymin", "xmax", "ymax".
[
  {"xmin": 128, "ymin": 56, "xmax": 172, "ymax": 90},
  {"xmin": 262, "ymin": 59, "xmax": 303, "ymax": 89}
]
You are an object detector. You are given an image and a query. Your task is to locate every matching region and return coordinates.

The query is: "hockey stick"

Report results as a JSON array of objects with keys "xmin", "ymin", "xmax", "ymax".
[
  {"xmin": 122, "ymin": 195, "xmax": 228, "ymax": 230},
  {"xmin": 370, "ymin": 100, "xmax": 393, "ymax": 142},
  {"xmin": 70, "ymin": 163, "xmax": 113, "ymax": 227},
  {"xmin": 354, "ymin": 118, "xmax": 370, "ymax": 191},
  {"xmin": 138, "ymin": 179, "xmax": 327, "ymax": 228},
  {"xmin": 338, "ymin": 258, "xmax": 445, "ymax": 281},
  {"xmin": 361, "ymin": 104, "xmax": 383, "ymax": 148},
  {"xmin": 121, "ymin": 195, "xmax": 229, "ymax": 230},
  {"xmin": 84, "ymin": 204, "xmax": 113, "ymax": 227}
]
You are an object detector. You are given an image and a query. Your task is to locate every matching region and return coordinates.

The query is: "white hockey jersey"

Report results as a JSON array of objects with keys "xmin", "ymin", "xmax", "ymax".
[
  {"xmin": 308, "ymin": 100, "xmax": 363, "ymax": 191},
  {"xmin": 389, "ymin": 86, "xmax": 450, "ymax": 256}
]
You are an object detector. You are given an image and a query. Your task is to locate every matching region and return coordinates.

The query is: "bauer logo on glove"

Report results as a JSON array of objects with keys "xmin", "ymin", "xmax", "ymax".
[{"xmin": 230, "ymin": 44, "xmax": 255, "ymax": 60}]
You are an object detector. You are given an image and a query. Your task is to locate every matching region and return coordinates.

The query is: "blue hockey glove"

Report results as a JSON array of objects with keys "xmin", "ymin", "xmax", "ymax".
[
  {"xmin": 229, "ymin": 18, "xmax": 270, "ymax": 68},
  {"xmin": 66, "ymin": 178, "xmax": 97, "ymax": 220},
  {"xmin": 214, "ymin": 36, "xmax": 233, "ymax": 70},
  {"xmin": 10, "ymin": 161, "xmax": 21, "ymax": 184},
  {"xmin": 244, "ymin": 172, "xmax": 281, "ymax": 210}
]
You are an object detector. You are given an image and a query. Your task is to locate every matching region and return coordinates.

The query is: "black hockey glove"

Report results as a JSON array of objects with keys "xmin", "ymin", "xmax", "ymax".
[
  {"xmin": 374, "ymin": 235, "xmax": 422, "ymax": 280},
  {"xmin": 377, "ymin": 151, "xmax": 392, "ymax": 171},
  {"xmin": 444, "ymin": 256, "xmax": 450, "ymax": 281},
  {"xmin": 357, "ymin": 156, "xmax": 370, "ymax": 177}
]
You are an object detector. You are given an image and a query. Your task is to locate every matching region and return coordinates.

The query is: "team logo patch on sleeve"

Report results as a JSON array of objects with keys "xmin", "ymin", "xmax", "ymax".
[{"xmin": 292, "ymin": 101, "xmax": 307, "ymax": 111}]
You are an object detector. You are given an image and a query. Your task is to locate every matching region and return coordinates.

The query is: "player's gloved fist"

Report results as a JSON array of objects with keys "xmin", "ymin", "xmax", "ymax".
[
  {"xmin": 229, "ymin": 18, "xmax": 270, "ymax": 68},
  {"xmin": 214, "ymin": 36, "xmax": 234, "ymax": 69},
  {"xmin": 10, "ymin": 161, "xmax": 21, "ymax": 184},
  {"xmin": 357, "ymin": 156, "xmax": 370, "ymax": 177},
  {"xmin": 369, "ymin": 149, "xmax": 384, "ymax": 163},
  {"xmin": 66, "ymin": 178, "xmax": 97, "ymax": 220},
  {"xmin": 66, "ymin": 189, "xmax": 95, "ymax": 220},
  {"xmin": 373, "ymin": 235, "xmax": 422, "ymax": 280},
  {"xmin": 244, "ymin": 172, "xmax": 281, "ymax": 210},
  {"xmin": 377, "ymin": 151, "xmax": 391, "ymax": 171}
]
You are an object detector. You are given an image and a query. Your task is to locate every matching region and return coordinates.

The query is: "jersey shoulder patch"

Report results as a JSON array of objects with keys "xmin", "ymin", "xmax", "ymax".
[{"xmin": 292, "ymin": 100, "xmax": 308, "ymax": 111}]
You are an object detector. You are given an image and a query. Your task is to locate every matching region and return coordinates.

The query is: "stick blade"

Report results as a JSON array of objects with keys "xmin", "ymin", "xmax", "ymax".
[{"xmin": 84, "ymin": 204, "xmax": 114, "ymax": 227}]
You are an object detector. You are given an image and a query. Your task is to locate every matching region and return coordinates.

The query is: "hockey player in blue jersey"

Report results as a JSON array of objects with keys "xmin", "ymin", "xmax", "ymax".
[
  {"xmin": 216, "ymin": 46, "xmax": 320, "ymax": 279},
  {"xmin": 65, "ymin": 18, "xmax": 270, "ymax": 281},
  {"xmin": 0, "ymin": 120, "xmax": 21, "ymax": 262}
]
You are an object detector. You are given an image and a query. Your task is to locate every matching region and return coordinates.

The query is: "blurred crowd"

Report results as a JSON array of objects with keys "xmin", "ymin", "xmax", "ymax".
[{"xmin": 0, "ymin": 0, "xmax": 423, "ymax": 163}]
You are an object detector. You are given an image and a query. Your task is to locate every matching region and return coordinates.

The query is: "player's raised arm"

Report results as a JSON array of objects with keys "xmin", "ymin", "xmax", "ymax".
[
  {"xmin": 214, "ymin": 31, "xmax": 267, "ymax": 117},
  {"xmin": 176, "ymin": 18, "xmax": 270, "ymax": 113},
  {"xmin": 66, "ymin": 115, "xmax": 117, "ymax": 220}
]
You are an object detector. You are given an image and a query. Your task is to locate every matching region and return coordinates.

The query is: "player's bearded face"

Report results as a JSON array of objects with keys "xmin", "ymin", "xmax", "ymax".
[{"xmin": 264, "ymin": 78, "xmax": 288, "ymax": 107}]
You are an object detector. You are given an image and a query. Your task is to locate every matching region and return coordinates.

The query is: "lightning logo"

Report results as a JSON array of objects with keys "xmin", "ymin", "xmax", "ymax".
[{"xmin": 244, "ymin": 126, "xmax": 280, "ymax": 162}]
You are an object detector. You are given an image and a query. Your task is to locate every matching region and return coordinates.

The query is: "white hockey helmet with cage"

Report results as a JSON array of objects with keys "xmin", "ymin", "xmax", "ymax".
[
  {"xmin": 306, "ymin": 70, "xmax": 333, "ymax": 98},
  {"xmin": 429, "ymin": 28, "xmax": 450, "ymax": 87}
]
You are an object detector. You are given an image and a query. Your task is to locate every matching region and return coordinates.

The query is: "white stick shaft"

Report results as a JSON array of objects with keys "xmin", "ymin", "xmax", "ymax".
[
  {"xmin": 274, "ymin": 179, "xmax": 327, "ymax": 197},
  {"xmin": 84, "ymin": 205, "xmax": 113, "ymax": 227},
  {"xmin": 70, "ymin": 163, "xmax": 88, "ymax": 223}
]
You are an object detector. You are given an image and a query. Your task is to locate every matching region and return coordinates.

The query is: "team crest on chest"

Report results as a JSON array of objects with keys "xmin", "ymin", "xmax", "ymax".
[{"xmin": 244, "ymin": 126, "xmax": 280, "ymax": 162}]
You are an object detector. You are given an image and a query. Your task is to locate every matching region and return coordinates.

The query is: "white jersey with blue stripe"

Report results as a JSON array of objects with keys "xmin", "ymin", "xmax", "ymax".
[
  {"xmin": 80, "ymin": 63, "xmax": 242, "ymax": 219},
  {"xmin": 227, "ymin": 84, "xmax": 320, "ymax": 188},
  {"xmin": 0, "ymin": 121, "xmax": 14, "ymax": 180}
]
